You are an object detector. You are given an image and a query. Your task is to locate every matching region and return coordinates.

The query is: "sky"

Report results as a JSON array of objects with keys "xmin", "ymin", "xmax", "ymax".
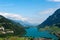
[{"xmin": 0, "ymin": 0, "xmax": 60, "ymax": 24}]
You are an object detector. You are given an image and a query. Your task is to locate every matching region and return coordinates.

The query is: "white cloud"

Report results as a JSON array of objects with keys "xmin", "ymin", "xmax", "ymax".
[
  {"xmin": 0, "ymin": 12, "xmax": 28, "ymax": 21},
  {"xmin": 39, "ymin": 8, "xmax": 56, "ymax": 15},
  {"xmin": 0, "ymin": 12, "xmax": 39, "ymax": 24},
  {"xmin": 47, "ymin": 0, "xmax": 60, "ymax": 2}
]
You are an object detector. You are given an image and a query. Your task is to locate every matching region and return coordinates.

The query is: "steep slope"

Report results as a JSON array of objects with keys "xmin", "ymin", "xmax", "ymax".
[
  {"xmin": 0, "ymin": 15, "xmax": 26, "ymax": 36},
  {"xmin": 38, "ymin": 9, "xmax": 60, "ymax": 28}
]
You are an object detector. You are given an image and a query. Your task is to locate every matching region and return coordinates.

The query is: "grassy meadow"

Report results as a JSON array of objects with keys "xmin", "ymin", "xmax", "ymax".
[{"xmin": 0, "ymin": 36, "xmax": 33, "ymax": 40}]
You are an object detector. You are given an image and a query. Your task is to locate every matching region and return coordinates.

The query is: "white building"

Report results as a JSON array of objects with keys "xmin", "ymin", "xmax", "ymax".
[{"xmin": 0, "ymin": 26, "xmax": 4, "ymax": 31}]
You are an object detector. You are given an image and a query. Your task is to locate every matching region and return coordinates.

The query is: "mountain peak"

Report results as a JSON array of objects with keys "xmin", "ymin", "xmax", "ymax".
[
  {"xmin": 0, "ymin": 15, "xmax": 4, "ymax": 17},
  {"xmin": 53, "ymin": 8, "xmax": 60, "ymax": 15},
  {"xmin": 0, "ymin": 15, "xmax": 5, "ymax": 19},
  {"xmin": 56, "ymin": 8, "xmax": 60, "ymax": 11}
]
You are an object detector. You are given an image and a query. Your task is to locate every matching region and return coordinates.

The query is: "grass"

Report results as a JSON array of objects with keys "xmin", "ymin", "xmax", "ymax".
[
  {"xmin": 0, "ymin": 36, "xmax": 32, "ymax": 40},
  {"xmin": 0, "ymin": 38, "xmax": 4, "ymax": 40}
]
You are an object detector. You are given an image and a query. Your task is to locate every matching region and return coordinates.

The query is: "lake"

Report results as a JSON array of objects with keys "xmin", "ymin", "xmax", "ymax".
[{"xmin": 25, "ymin": 27, "xmax": 58, "ymax": 40}]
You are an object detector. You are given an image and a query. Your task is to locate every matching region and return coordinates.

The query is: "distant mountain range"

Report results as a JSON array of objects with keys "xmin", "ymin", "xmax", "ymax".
[
  {"xmin": 38, "ymin": 9, "xmax": 60, "ymax": 28},
  {"xmin": 0, "ymin": 15, "xmax": 26, "ymax": 36},
  {"xmin": 14, "ymin": 20, "xmax": 33, "ymax": 27}
]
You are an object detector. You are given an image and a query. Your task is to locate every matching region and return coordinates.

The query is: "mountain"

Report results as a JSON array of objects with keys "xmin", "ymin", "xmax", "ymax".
[
  {"xmin": 14, "ymin": 20, "xmax": 33, "ymax": 27},
  {"xmin": 38, "ymin": 8, "xmax": 60, "ymax": 28},
  {"xmin": 0, "ymin": 15, "xmax": 26, "ymax": 36}
]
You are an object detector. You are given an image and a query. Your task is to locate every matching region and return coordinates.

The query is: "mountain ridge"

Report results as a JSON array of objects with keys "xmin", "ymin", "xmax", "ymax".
[
  {"xmin": 0, "ymin": 15, "xmax": 26, "ymax": 36},
  {"xmin": 38, "ymin": 8, "xmax": 60, "ymax": 28}
]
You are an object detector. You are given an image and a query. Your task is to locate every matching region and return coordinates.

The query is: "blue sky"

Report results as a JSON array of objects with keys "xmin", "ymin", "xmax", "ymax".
[{"xmin": 0, "ymin": 0, "xmax": 60, "ymax": 24}]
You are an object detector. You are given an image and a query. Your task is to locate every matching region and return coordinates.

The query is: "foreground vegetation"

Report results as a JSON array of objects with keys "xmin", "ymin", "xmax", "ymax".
[
  {"xmin": 0, "ymin": 37, "xmax": 25, "ymax": 40},
  {"xmin": 0, "ymin": 36, "xmax": 35, "ymax": 40}
]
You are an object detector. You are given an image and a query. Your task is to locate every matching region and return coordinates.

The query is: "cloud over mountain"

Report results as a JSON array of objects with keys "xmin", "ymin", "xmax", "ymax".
[{"xmin": 0, "ymin": 12, "xmax": 28, "ymax": 21}]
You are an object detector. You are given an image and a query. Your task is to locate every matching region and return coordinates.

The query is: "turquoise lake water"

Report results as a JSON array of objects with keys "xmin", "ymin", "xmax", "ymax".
[{"xmin": 25, "ymin": 27, "xmax": 58, "ymax": 40}]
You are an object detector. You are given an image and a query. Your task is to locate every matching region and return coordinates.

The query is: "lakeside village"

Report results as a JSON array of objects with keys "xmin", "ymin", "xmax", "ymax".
[
  {"xmin": 0, "ymin": 26, "xmax": 14, "ymax": 34},
  {"xmin": 0, "ymin": 23, "xmax": 14, "ymax": 34}
]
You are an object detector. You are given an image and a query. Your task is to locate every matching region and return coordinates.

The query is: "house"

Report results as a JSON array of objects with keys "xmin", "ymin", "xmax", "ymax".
[
  {"xmin": 1, "ymin": 31, "xmax": 6, "ymax": 34},
  {"xmin": 0, "ymin": 26, "xmax": 6, "ymax": 34},
  {"xmin": 0, "ymin": 26, "xmax": 4, "ymax": 31},
  {"xmin": 6, "ymin": 30, "xmax": 14, "ymax": 33},
  {"xmin": 5, "ymin": 29, "xmax": 14, "ymax": 34}
]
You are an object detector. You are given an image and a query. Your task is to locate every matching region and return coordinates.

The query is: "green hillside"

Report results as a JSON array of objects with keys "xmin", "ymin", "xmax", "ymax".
[{"xmin": 0, "ymin": 15, "xmax": 26, "ymax": 37}]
